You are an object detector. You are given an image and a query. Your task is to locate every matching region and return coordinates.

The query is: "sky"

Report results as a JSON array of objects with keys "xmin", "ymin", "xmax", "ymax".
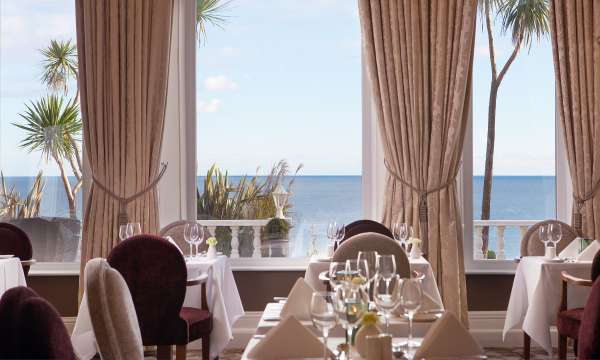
[{"xmin": 0, "ymin": 0, "xmax": 555, "ymax": 177}]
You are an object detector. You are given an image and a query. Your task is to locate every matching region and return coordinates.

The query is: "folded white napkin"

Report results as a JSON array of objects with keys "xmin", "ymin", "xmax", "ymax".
[
  {"xmin": 279, "ymin": 277, "xmax": 314, "ymax": 321},
  {"xmin": 165, "ymin": 236, "xmax": 183, "ymax": 255},
  {"xmin": 559, "ymin": 238, "xmax": 582, "ymax": 259},
  {"xmin": 413, "ymin": 312, "xmax": 484, "ymax": 360},
  {"xmin": 247, "ymin": 315, "xmax": 332, "ymax": 359},
  {"xmin": 577, "ymin": 240, "xmax": 600, "ymax": 262}
]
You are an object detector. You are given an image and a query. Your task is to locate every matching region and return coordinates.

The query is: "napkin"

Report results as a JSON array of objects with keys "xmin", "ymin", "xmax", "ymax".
[
  {"xmin": 279, "ymin": 277, "xmax": 314, "ymax": 321},
  {"xmin": 247, "ymin": 315, "xmax": 333, "ymax": 359},
  {"xmin": 577, "ymin": 240, "xmax": 600, "ymax": 262},
  {"xmin": 559, "ymin": 238, "xmax": 582, "ymax": 259},
  {"xmin": 165, "ymin": 236, "xmax": 183, "ymax": 255},
  {"xmin": 413, "ymin": 312, "xmax": 484, "ymax": 360}
]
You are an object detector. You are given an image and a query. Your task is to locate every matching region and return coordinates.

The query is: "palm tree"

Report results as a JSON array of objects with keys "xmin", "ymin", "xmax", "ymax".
[
  {"xmin": 13, "ymin": 96, "xmax": 82, "ymax": 219},
  {"xmin": 479, "ymin": 0, "xmax": 550, "ymax": 256},
  {"xmin": 40, "ymin": 40, "xmax": 78, "ymax": 96},
  {"xmin": 196, "ymin": 0, "xmax": 231, "ymax": 44}
]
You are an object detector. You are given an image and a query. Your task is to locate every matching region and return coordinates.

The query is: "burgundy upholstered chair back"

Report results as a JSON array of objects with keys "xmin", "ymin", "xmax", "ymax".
[
  {"xmin": 0, "ymin": 223, "xmax": 32, "ymax": 275},
  {"xmin": 0, "ymin": 286, "xmax": 76, "ymax": 359},
  {"xmin": 107, "ymin": 234, "xmax": 189, "ymax": 345},
  {"xmin": 592, "ymin": 250, "xmax": 600, "ymax": 282},
  {"xmin": 337, "ymin": 220, "xmax": 393, "ymax": 250},
  {"xmin": 578, "ymin": 277, "xmax": 600, "ymax": 359}
]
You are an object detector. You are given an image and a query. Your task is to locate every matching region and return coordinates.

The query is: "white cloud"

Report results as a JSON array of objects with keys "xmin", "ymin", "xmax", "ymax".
[
  {"xmin": 204, "ymin": 75, "xmax": 238, "ymax": 91},
  {"xmin": 198, "ymin": 98, "xmax": 221, "ymax": 113}
]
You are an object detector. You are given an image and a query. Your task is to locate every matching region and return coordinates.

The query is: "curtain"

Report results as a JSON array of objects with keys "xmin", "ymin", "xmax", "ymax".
[
  {"xmin": 550, "ymin": 0, "xmax": 600, "ymax": 238},
  {"xmin": 75, "ymin": 0, "xmax": 174, "ymax": 280},
  {"xmin": 359, "ymin": 0, "xmax": 477, "ymax": 324}
]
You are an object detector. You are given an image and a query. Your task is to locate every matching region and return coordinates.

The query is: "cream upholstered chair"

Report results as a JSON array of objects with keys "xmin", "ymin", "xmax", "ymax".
[
  {"xmin": 85, "ymin": 258, "xmax": 144, "ymax": 360},
  {"xmin": 520, "ymin": 220, "xmax": 577, "ymax": 257},
  {"xmin": 332, "ymin": 232, "xmax": 410, "ymax": 278}
]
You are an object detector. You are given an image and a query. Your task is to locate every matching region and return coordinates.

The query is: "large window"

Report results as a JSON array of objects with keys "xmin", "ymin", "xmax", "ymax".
[
  {"xmin": 195, "ymin": 1, "xmax": 362, "ymax": 258},
  {"xmin": 0, "ymin": 1, "xmax": 81, "ymax": 263}
]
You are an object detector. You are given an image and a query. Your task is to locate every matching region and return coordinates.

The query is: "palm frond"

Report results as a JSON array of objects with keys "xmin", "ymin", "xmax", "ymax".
[
  {"xmin": 498, "ymin": 0, "xmax": 550, "ymax": 48},
  {"xmin": 0, "ymin": 171, "xmax": 44, "ymax": 220},
  {"xmin": 40, "ymin": 39, "xmax": 78, "ymax": 94},
  {"xmin": 196, "ymin": 0, "xmax": 231, "ymax": 45}
]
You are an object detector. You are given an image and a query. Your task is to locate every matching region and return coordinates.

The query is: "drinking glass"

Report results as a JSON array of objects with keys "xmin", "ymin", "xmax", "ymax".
[
  {"xmin": 393, "ymin": 221, "xmax": 408, "ymax": 249},
  {"xmin": 118, "ymin": 225, "xmax": 129, "ymax": 241},
  {"xmin": 184, "ymin": 223, "xmax": 195, "ymax": 259},
  {"xmin": 399, "ymin": 278, "xmax": 423, "ymax": 354},
  {"xmin": 328, "ymin": 261, "xmax": 347, "ymax": 289},
  {"xmin": 336, "ymin": 223, "xmax": 346, "ymax": 248},
  {"xmin": 327, "ymin": 221, "xmax": 338, "ymax": 247},
  {"xmin": 332, "ymin": 284, "xmax": 368, "ymax": 360},
  {"xmin": 128, "ymin": 222, "xmax": 141, "ymax": 236},
  {"xmin": 374, "ymin": 274, "xmax": 401, "ymax": 335},
  {"xmin": 345, "ymin": 259, "xmax": 368, "ymax": 289},
  {"xmin": 310, "ymin": 292, "xmax": 337, "ymax": 360},
  {"xmin": 539, "ymin": 224, "xmax": 550, "ymax": 247},
  {"xmin": 549, "ymin": 222, "xmax": 562, "ymax": 248},
  {"xmin": 377, "ymin": 254, "xmax": 396, "ymax": 291},
  {"xmin": 193, "ymin": 225, "xmax": 204, "ymax": 257},
  {"xmin": 357, "ymin": 251, "xmax": 378, "ymax": 295}
]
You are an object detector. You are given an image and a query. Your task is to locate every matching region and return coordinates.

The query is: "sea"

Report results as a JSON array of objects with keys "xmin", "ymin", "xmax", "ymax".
[{"xmin": 2, "ymin": 175, "xmax": 556, "ymax": 259}]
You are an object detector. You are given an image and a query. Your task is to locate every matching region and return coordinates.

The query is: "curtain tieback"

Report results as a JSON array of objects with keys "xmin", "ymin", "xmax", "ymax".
[
  {"xmin": 384, "ymin": 159, "xmax": 460, "ymax": 251},
  {"xmin": 91, "ymin": 162, "xmax": 168, "ymax": 226},
  {"xmin": 572, "ymin": 176, "xmax": 600, "ymax": 237}
]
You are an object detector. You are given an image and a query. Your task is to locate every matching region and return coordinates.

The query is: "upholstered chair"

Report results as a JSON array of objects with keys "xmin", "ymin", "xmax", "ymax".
[
  {"xmin": 0, "ymin": 222, "xmax": 33, "ymax": 275},
  {"xmin": 520, "ymin": 220, "xmax": 577, "ymax": 257},
  {"xmin": 336, "ymin": 219, "xmax": 393, "ymax": 250},
  {"xmin": 107, "ymin": 235, "xmax": 213, "ymax": 360},
  {"xmin": 85, "ymin": 258, "xmax": 144, "ymax": 360},
  {"xmin": 333, "ymin": 232, "xmax": 410, "ymax": 278},
  {"xmin": 578, "ymin": 277, "xmax": 600, "ymax": 359},
  {"xmin": 0, "ymin": 286, "xmax": 76, "ymax": 359},
  {"xmin": 556, "ymin": 251, "xmax": 600, "ymax": 359}
]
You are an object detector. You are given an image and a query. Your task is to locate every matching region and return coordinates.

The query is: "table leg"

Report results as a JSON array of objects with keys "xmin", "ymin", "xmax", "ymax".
[
  {"xmin": 157, "ymin": 345, "xmax": 172, "ymax": 360},
  {"xmin": 175, "ymin": 345, "xmax": 187, "ymax": 360},
  {"xmin": 523, "ymin": 332, "xmax": 531, "ymax": 359}
]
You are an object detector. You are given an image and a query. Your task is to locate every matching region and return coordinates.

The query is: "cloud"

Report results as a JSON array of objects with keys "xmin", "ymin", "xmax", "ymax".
[
  {"xmin": 198, "ymin": 98, "xmax": 221, "ymax": 113},
  {"xmin": 219, "ymin": 46, "xmax": 240, "ymax": 57},
  {"xmin": 204, "ymin": 75, "xmax": 238, "ymax": 91}
]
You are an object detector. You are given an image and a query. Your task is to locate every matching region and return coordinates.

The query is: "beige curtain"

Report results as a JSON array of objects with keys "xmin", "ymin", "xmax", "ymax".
[
  {"xmin": 550, "ymin": 0, "xmax": 600, "ymax": 238},
  {"xmin": 359, "ymin": 0, "xmax": 477, "ymax": 325},
  {"xmin": 75, "ymin": 0, "xmax": 174, "ymax": 277}
]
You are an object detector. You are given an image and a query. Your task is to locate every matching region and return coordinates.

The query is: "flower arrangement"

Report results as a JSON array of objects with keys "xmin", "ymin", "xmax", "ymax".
[
  {"xmin": 407, "ymin": 237, "xmax": 422, "ymax": 247},
  {"xmin": 361, "ymin": 312, "xmax": 379, "ymax": 326},
  {"xmin": 206, "ymin": 237, "xmax": 218, "ymax": 247}
]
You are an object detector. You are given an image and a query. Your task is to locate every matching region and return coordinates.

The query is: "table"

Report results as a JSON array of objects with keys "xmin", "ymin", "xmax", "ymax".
[
  {"xmin": 72, "ymin": 255, "xmax": 244, "ymax": 359},
  {"xmin": 0, "ymin": 257, "xmax": 27, "ymax": 296},
  {"xmin": 242, "ymin": 303, "xmax": 428, "ymax": 360},
  {"xmin": 304, "ymin": 256, "xmax": 444, "ymax": 309},
  {"xmin": 502, "ymin": 256, "xmax": 592, "ymax": 355}
]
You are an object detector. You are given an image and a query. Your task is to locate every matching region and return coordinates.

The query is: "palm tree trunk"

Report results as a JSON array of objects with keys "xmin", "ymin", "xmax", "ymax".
[
  {"xmin": 53, "ymin": 154, "xmax": 77, "ymax": 219},
  {"xmin": 481, "ymin": 82, "xmax": 498, "ymax": 256}
]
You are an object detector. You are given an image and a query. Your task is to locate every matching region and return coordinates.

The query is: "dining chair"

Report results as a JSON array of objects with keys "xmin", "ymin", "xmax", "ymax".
[
  {"xmin": 556, "ymin": 251, "xmax": 600, "ymax": 359},
  {"xmin": 332, "ymin": 232, "xmax": 410, "ymax": 278},
  {"xmin": 577, "ymin": 275, "xmax": 600, "ymax": 359},
  {"xmin": 85, "ymin": 258, "xmax": 144, "ymax": 360},
  {"xmin": 520, "ymin": 220, "xmax": 577, "ymax": 257},
  {"xmin": 160, "ymin": 220, "xmax": 207, "ymax": 253},
  {"xmin": 107, "ymin": 235, "xmax": 213, "ymax": 360},
  {"xmin": 0, "ymin": 222, "xmax": 33, "ymax": 275},
  {"xmin": 0, "ymin": 286, "xmax": 76, "ymax": 359},
  {"xmin": 336, "ymin": 219, "xmax": 393, "ymax": 250}
]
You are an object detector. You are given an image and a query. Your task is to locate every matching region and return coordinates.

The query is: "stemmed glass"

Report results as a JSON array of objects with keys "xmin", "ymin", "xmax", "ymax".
[
  {"xmin": 184, "ymin": 222, "xmax": 197, "ymax": 259},
  {"xmin": 327, "ymin": 221, "xmax": 338, "ymax": 248},
  {"xmin": 328, "ymin": 261, "xmax": 346, "ymax": 290},
  {"xmin": 128, "ymin": 222, "xmax": 141, "ymax": 236},
  {"xmin": 357, "ymin": 251, "xmax": 378, "ymax": 296},
  {"xmin": 549, "ymin": 223, "xmax": 562, "ymax": 248},
  {"xmin": 118, "ymin": 224, "xmax": 131, "ymax": 241},
  {"xmin": 193, "ymin": 225, "xmax": 205, "ymax": 257},
  {"xmin": 374, "ymin": 274, "xmax": 401, "ymax": 335},
  {"xmin": 377, "ymin": 254, "xmax": 396, "ymax": 292},
  {"xmin": 539, "ymin": 224, "xmax": 550, "ymax": 248},
  {"xmin": 332, "ymin": 284, "xmax": 369, "ymax": 360},
  {"xmin": 310, "ymin": 292, "xmax": 337, "ymax": 360},
  {"xmin": 399, "ymin": 277, "xmax": 423, "ymax": 355},
  {"xmin": 346, "ymin": 259, "xmax": 369, "ymax": 289},
  {"xmin": 336, "ymin": 223, "xmax": 346, "ymax": 248},
  {"xmin": 393, "ymin": 221, "xmax": 409, "ymax": 249}
]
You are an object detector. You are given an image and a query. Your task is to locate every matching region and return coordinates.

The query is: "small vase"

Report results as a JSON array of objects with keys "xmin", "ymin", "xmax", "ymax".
[
  {"xmin": 355, "ymin": 323, "xmax": 381, "ymax": 358},
  {"xmin": 207, "ymin": 245, "xmax": 217, "ymax": 259},
  {"xmin": 410, "ymin": 244, "xmax": 422, "ymax": 259}
]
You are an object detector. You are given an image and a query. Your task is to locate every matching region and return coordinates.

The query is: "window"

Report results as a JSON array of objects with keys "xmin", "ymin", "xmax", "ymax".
[
  {"xmin": 195, "ymin": 1, "xmax": 362, "ymax": 259},
  {"xmin": 0, "ymin": 1, "xmax": 82, "ymax": 264},
  {"xmin": 464, "ymin": 4, "xmax": 560, "ymax": 271}
]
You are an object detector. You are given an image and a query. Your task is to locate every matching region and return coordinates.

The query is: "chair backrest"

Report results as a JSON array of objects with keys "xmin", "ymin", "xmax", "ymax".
[
  {"xmin": 578, "ymin": 277, "xmax": 600, "ymax": 359},
  {"xmin": 0, "ymin": 223, "xmax": 32, "ymax": 275},
  {"xmin": 520, "ymin": 220, "xmax": 577, "ymax": 257},
  {"xmin": 337, "ymin": 220, "xmax": 394, "ymax": 251},
  {"xmin": 0, "ymin": 286, "xmax": 76, "ymax": 359},
  {"xmin": 107, "ymin": 234, "xmax": 188, "ymax": 345},
  {"xmin": 592, "ymin": 251, "xmax": 600, "ymax": 282},
  {"xmin": 85, "ymin": 258, "xmax": 143, "ymax": 360},
  {"xmin": 159, "ymin": 220, "xmax": 194, "ymax": 253},
  {"xmin": 332, "ymin": 232, "xmax": 410, "ymax": 278}
]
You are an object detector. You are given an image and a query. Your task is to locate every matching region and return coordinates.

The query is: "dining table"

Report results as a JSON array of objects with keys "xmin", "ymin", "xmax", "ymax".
[
  {"xmin": 0, "ymin": 257, "xmax": 27, "ymax": 297},
  {"xmin": 71, "ymin": 255, "xmax": 244, "ymax": 359},
  {"xmin": 502, "ymin": 256, "xmax": 593, "ymax": 355}
]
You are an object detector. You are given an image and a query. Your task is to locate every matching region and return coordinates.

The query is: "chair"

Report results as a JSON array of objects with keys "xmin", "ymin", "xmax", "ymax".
[
  {"xmin": 0, "ymin": 286, "xmax": 76, "ymax": 359},
  {"xmin": 578, "ymin": 276, "xmax": 600, "ymax": 359},
  {"xmin": 160, "ymin": 220, "xmax": 205, "ymax": 254},
  {"xmin": 520, "ymin": 220, "xmax": 577, "ymax": 257},
  {"xmin": 336, "ymin": 220, "xmax": 393, "ymax": 250},
  {"xmin": 85, "ymin": 258, "xmax": 144, "ymax": 360},
  {"xmin": 332, "ymin": 232, "xmax": 410, "ymax": 278},
  {"xmin": 107, "ymin": 235, "xmax": 213, "ymax": 360},
  {"xmin": 555, "ymin": 251, "xmax": 600, "ymax": 359},
  {"xmin": 0, "ymin": 223, "xmax": 33, "ymax": 275}
]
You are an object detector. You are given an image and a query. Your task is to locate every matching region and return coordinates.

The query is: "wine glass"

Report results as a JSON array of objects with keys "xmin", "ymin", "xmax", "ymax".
[
  {"xmin": 377, "ymin": 254, "xmax": 396, "ymax": 291},
  {"xmin": 118, "ymin": 224, "xmax": 129, "ymax": 241},
  {"xmin": 193, "ymin": 224, "xmax": 204, "ymax": 257},
  {"xmin": 393, "ymin": 221, "xmax": 408, "ymax": 249},
  {"xmin": 310, "ymin": 292, "xmax": 337, "ymax": 360},
  {"xmin": 128, "ymin": 222, "xmax": 141, "ymax": 236},
  {"xmin": 549, "ymin": 222, "xmax": 562, "ymax": 248},
  {"xmin": 358, "ymin": 251, "xmax": 378, "ymax": 296},
  {"xmin": 328, "ymin": 261, "xmax": 346, "ymax": 290},
  {"xmin": 336, "ymin": 223, "xmax": 346, "ymax": 248},
  {"xmin": 539, "ymin": 224, "xmax": 550, "ymax": 248},
  {"xmin": 399, "ymin": 277, "xmax": 423, "ymax": 355},
  {"xmin": 327, "ymin": 221, "xmax": 338, "ymax": 247},
  {"xmin": 332, "ymin": 284, "xmax": 368, "ymax": 360},
  {"xmin": 346, "ymin": 259, "xmax": 368, "ymax": 289},
  {"xmin": 184, "ymin": 223, "xmax": 195, "ymax": 259},
  {"xmin": 374, "ymin": 274, "xmax": 401, "ymax": 335}
]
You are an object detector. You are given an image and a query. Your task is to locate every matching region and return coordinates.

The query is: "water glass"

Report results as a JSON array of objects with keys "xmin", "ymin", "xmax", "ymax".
[
  {"xmin": 327, "ymin": 221, "xmax": 338, "ymax": 246},
  {"xmin": 118, "ymin": 224, "xmax": 129, "ymax": 241},
  {"xmin": 549, "ymin": 223, "xmax": 562, "ymax": 247},
  {"xmin": 328, "ymin": 261, "xmax": 346, "ymax": 289},
  {"xmin": 393, "ymin": 221, "xmax": 409, "ymax": 249},
  {"xmin": 345, "ymin": 259, "xmax": 368, "ymax": 289},
  {"xmin": 310, "ymin": 292, "xmax": 337, "ymax": 360},
  {"xmin": 377, "ymin": 254, "xmax": 396, "ymax": 291},
  {"xmin": 539, "ymin": 224, "xmax": 550, "ymax": 247},
  {"xmin": 374, "ymin": 274, "xmax": 401, "ymax": 335},
  {"xmin": 193, "ymin": 225, "xmax": 205, "ymax": 257},
  {"xmin": 358, "ymin": 251, "xmax": 378, "ymax": 295},
  {"xmin": 184, "ymin": 223, "xmax": 196, "ymax": 259},
  {"xmin": 336, "ymin": 223, "xmax": 346, "ymax": 247},
  {"xmin": 128, "ymin": 222, "xmax": 141, "ymax": 236},
  {"xmin": 332, "ymin": 284, "xmax": 368, "ymax": 360},
  {"xmin": 399, "ymin": 277, "xmax": 423, "ymax": 354}
]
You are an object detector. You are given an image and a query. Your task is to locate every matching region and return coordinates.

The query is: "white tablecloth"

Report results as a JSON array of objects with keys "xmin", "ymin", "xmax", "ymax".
[
  {"xmin": 0, "ymin": 257, "xmax": 27, "ymax": 296},
  {"xmin": 502, "ymin": 256, "xmax": 592, "ymax": 354},
  {"xmin": 304, "ymin": 256, "xmax": 444, "ymax": 309},
  {"xmin": 72, "ymin": 255, "xmax": 244, "ymax": 359}
]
